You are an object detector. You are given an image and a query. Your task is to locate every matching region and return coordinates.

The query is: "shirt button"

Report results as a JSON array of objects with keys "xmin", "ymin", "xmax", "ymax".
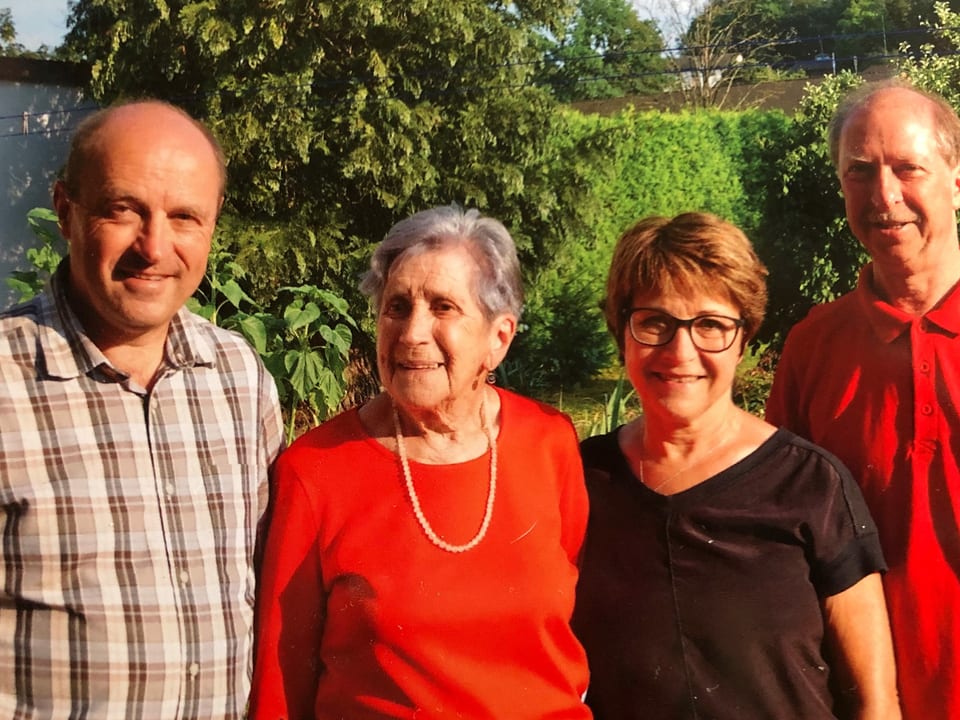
[
  {"xmin": 189, "ymin": 663, "xmax": 200, "ymax": 678},
  {"xmin": 180, "ymin": 570, "xmax": 190, "ymax": 584},
  {"xmin": 919, "ymin": 361, "xmax": 930, "ymax": 373},
  {"xmin": 921, "ymin": 403, "xmax": 934, "ymax": 416},
  {"xmin": 166, "ymin": 483, "xmax": 176, "ymax": 495}
]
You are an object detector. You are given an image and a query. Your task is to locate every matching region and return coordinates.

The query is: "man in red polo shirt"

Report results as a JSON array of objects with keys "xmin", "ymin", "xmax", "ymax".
[{"xmin": 767, "ymin": 79, "xmax": 960, "ymax": 719}]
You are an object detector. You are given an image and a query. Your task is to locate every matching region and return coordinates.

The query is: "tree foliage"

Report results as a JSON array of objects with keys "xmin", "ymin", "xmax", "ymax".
[
  {"xmin": 898, "ymin": 1, "xmax": 960, "ymax": 106},
  {"xmin": 0, "ymin": 6, "xmax": 55, "ymax": 57},
  {"xmin": 670, "ymin": 0, "xmax": 956, "ymax": 70},
  {"xmin": 538, "ymin": 0, "xmax": 667, "ymax": 102},
  {"xmin": 756, "ymin": 71, "xmax": 868, "ymax": 346},
  {"xmin": 0, "ymin": 8, "xmax": 14, "ymax": 48},
  {"xmin": 62, "ymin": 0, "xmax": 609, "ymax": 303},
  {"xmin": 648, "ymin": 0, "xmax": 792, "ymax": 109}
]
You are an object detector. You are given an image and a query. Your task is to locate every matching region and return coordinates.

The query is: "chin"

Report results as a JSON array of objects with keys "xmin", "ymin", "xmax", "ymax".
[{"xmin": 389, "ymin": 385, "xmax": 445, "ymax": 411}]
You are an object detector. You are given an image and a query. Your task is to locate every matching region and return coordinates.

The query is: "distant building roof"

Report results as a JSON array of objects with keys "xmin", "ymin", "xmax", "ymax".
[{"xmin": 0, "ymin": 56, "xmax": 89, "ymax": 86}]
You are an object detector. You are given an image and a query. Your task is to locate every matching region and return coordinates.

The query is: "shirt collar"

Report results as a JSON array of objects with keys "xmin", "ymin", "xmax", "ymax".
[
  {"xmin": 856, "ymin": 262, "xmax": 960, "ymax": 342},
  {"xmin": 37, "ymin": 258, "xmax": 217, "ymax": 381}
]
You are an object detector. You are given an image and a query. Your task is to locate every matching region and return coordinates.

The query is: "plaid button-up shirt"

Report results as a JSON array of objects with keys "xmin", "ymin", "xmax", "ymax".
[{"xmin": 0, "ymin": 263, "xmax": 284, "ymax": 719}]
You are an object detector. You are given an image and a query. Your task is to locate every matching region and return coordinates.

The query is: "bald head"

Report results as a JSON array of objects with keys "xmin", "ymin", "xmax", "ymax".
[
  {"xmin": 63, "ymin": 100, "xmax": 227, "ymax": 201},
  {"xmin": 828, "ymin": 81, "xmax": 960, "ymax": 171}
]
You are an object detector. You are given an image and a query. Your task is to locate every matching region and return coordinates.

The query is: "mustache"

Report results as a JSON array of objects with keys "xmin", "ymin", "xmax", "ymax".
[{"xmin": 867, "ymin": 213, "xmax": 918, "ymax": 224}]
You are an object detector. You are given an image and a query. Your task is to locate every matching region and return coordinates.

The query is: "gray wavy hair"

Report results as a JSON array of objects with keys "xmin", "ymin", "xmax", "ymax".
[{"xmin": 360, "ymin": 205, "xmax": 524, "ymax": 319}]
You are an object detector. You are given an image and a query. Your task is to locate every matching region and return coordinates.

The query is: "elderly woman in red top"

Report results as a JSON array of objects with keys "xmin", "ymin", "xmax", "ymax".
[{"xmin": 249, "ymin": 205, "xmax": 592, "ymax": 719}]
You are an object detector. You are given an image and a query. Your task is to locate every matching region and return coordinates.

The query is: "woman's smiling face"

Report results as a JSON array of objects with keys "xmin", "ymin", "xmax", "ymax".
[
  {"xmin": 623, "ymin": 289, "xmax": 743, "ymax": 426},
  {"xmin": 376, "ymin": 243, "xmax": 506, "ymax": 416}
]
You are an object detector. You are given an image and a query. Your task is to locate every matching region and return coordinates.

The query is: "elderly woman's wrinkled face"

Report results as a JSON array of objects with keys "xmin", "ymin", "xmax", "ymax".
[
  {"xmin": 376, "ymin": 243, "xmax": 505, "ymax": 414},
  {"xmin": 623, "ymin": 288, "xmax": 744, "ymax": 425}
]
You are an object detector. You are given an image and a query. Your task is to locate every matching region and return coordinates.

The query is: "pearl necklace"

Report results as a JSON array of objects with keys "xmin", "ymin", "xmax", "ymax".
[{"xmin": 392, "ymin": 399, "xmax": 497, "ymax": 553}]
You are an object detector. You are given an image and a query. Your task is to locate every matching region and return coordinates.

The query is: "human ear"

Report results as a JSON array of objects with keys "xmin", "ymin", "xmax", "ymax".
[
  {"xmin": 52, "ymin": 180, "xmax": 74, "ymax": 241},
  {"xmin": 484, "ymin": 313, "xmax": 518, "ymax": 373},
  {"xmin": 952, "ymin": 164, "xmax": 960, "ymax": 211}
]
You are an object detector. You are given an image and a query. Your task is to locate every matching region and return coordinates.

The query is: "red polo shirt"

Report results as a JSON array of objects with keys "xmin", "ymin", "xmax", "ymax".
[{"xmin": 767, "ymin": 263, "xmax": 960, "ymax": 720}]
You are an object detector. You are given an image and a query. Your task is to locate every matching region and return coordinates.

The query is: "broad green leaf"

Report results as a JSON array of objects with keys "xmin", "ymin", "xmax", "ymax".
[
  {"xmin": 285, "ymin": 301, "xmax": 322, "ymax": 332},
  {"xmin": 237, "ymin": 314, "xmax": 268, "ymax": 354}
]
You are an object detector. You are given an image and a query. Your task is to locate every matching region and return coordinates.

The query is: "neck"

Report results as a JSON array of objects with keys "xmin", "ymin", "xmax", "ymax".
[
  {"xmin": 400, "ymin": 395, "xmax": 486, "ymax": 438},
  {"xmin": 67, "ymin": 284, "xmax": 169, "ymax": 390},
  {"xmin": 640, "ymin": 406, "xmax": 742, "ymax": 463},
  {"xmin": 380, "ymin": 386, "xmax": 499, "ymax": 465},
  {"xmin": 93, "ymin": 332, "xmax": 168, "ymax": 391},
  {"xmin": 871, "ymin": 248, "xmax": 960, "ymax": 316},
  {"xmin": 622, "ymin": 402, "xmax": 744, "ymax": 495}
]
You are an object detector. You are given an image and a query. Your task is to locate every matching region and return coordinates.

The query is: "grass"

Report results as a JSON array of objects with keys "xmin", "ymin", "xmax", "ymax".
[{"xmin": 533, "ymin": 366, "xmax": 643, "ymax": 440}]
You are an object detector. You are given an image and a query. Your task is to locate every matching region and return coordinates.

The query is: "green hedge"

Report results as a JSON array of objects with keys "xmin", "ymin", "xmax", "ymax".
[{"xmin": 504, "ymin": 106, "xmax": 796, "ymax": 392}]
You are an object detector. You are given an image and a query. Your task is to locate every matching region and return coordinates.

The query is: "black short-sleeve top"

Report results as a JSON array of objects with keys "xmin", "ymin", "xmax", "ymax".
[{"xmin": 571, "ymin": 427, "xmax": 886, "ymax": 720}]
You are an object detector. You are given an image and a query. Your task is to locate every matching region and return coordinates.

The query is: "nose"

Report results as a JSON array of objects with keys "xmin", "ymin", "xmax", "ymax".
[
  {"xmin": 133, "ymin": 213, "xmax": 172, "ymax": 264},
  {"xmin": 399, "ymin": 303, "xmax": 433, "ymax": 344},
  {"xmin": 662, "ymin": 322, "xmax": 699, "ymax": 358},
  {"xmin": 871, "ymin": 166, "xmax": 902, "ymax": 209}
]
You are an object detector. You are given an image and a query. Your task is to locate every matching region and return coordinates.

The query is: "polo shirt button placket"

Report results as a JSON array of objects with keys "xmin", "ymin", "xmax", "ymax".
[{"xmin": 911, "ymin": 321, "xmax": 938, "ymax": 466}]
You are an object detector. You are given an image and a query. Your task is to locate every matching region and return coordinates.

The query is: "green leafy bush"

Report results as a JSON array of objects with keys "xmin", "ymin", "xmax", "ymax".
[
  {"xmin": 501, "ymin": 240, "xmax": 613, "ymax": 394},
  {"xmin": 899, "ymin": 2, "xmax": 960, "ymax": 106},
  {"xmin": 7, "ymin": 208, "xmax": 65, "ymax": 302},
  {"xmin": 186, "ymin": 237, "xmax": 359, "ymax": 443},
  {"xmin": 756, "ymin": 71, "xmax": 868, "ymax": 346}
]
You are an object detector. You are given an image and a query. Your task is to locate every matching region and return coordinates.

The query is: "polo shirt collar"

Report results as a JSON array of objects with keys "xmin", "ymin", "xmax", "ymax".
[
  {"xmin": 856, "ymin": 262, "xmax": 960, "ymax": 342},
  {"xmin": 37, "ymin": 258, "xmax": 217, "ymax": 381}
]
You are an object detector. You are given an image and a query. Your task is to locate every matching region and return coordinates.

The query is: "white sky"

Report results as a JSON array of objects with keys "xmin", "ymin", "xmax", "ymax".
[{"xmin": 4, "ymin": 0, "xmax": 70, "ymax": 50}]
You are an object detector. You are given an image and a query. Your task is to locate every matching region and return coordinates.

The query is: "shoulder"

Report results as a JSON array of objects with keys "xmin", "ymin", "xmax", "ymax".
[
  {"xmin": 785, "ymin": 290, "xmax": 861, "ymax": 340},
  {"xmin": 497, "ymin": 386, "xmax": 577, "ymax": 436},
  {"xmin": 0, "ymin": 297, "xmax": 42, "ymax": 340},
  {"xmin": 279, "ymin": 407, "xmax": 368, "ymax": 466},
  {"xmin": 273, "ymin": 407, "xmax": 388, "ymax": 505},
  {"xmin": 0, "ymin": 293, "xmax": 58, "ymax": 365},
  {"xmin": 757, "ymin": 429, "xmax": 869, "ymax": 514},
  {"xmin": 0, "ymin": 294, "xmax": 43, "ymax": 321},
  {"xmin": 180, "ymin": 310, "xmax": 261, "ymax": 355},
  {"xmin": 0, "ymin": 291, "xmax": 53, "ymax": 330},
  {"xmin": 757, "ymin": 428, "xmax": 847, "ymax": 479},
  {"xmin": 579, "ymin": 430, "xmax": 626, "ymax": 484}
]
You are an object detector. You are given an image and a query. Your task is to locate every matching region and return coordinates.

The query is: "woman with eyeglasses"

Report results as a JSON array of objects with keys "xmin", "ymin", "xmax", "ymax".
[{"xmin": 571, "ymin": 212, "xmax": 901, "ymax": 719}]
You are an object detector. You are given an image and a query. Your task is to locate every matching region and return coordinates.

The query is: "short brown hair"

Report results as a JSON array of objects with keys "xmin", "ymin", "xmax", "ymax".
[{"xmin": 603, "ymin": 212, "xmax": 768, "ymax": 358}]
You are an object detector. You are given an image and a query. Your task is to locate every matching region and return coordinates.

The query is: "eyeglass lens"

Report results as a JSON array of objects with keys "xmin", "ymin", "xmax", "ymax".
[{"xmin": 628, "ymin": 310, "xmax": 741, "ymax": 352}]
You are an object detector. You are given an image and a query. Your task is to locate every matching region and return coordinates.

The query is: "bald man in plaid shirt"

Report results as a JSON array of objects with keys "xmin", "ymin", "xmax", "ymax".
[{"xmin": 0, "ymin": 100, "xmax": 284, "ymax": 719}]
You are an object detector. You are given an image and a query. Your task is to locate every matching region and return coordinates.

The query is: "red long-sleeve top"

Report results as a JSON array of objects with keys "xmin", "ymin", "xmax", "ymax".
[{"xmin": 249, "ymin": 387, "xmax": 592, "ymax": 719}]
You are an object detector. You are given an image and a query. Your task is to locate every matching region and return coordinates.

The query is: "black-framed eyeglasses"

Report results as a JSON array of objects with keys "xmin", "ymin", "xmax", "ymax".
[{"xmin": 623, "ymin": 307, "xmax": 744, "ymax": 353}]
